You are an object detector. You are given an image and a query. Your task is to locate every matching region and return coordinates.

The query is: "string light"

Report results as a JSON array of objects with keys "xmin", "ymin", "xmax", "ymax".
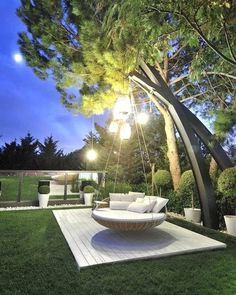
[
  {"xmin": 109, "ymin": 121, "xmax": 119, "ymax": 133},
  {"xmin": 136, "ymin": 112, "xmax": 149, "ymax": 125},
  {"xmin": 113, "ymin": 95, "xmax": 131, "ymax": 120},
  {"xmin": 120, "ymin": 122, "xmax": 131, "ymax": 140},
  {"xmin": 86, "ymin": 149, "xmax": 97, "ymax": 161}
]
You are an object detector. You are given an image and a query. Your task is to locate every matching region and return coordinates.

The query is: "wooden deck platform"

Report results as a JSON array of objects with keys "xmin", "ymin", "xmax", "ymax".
[{"xmin": 53, "ymin": 209, "xmax": 226, "ymax": 269}]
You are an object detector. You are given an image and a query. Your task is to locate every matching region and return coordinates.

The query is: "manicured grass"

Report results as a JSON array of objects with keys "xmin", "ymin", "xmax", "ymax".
[
  {"xmin": 0, "ymin": 176, "xmax": 81, "ymax": 202},
  {"xmin": 0, "ymin": 176, "xmax": 51, "ymax": 201},
  {"xmin": 0, "ymin": 209, "xmax": 236, "ymax": 294}
]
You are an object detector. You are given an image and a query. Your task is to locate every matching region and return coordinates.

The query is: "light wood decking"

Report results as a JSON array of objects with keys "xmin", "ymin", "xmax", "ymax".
[{"xmin": 53, "ymin": 209, "xmax": 226, "ymax": 268}]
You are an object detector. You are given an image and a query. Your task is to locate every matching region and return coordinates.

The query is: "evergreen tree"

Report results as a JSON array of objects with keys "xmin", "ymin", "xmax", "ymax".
[
  {"xmin": 0, "ymin": 140, "xmax": 20, "ymax": 169},
  {"xmin": 18, "ymin": 133, "xmax": 38, "ymax": 169},
  {"xmin": 38, "ymin": 136, "xmax": 63, "ymax": 169}
]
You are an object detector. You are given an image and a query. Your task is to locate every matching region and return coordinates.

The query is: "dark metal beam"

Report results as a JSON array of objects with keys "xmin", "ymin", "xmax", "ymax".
[{"xmin": 130, "ymin": 62, "xmax": 233, "ymax": 229}]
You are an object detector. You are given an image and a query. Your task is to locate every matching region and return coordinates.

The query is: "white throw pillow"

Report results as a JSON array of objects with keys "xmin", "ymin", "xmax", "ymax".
[
  {"xmin": 110, "ymin": 201, "xmax": 131, "ymax": 210},
  {"xmin": 127, "ymin": 202, "xmax": 149, "ymax": 213},
  {"xmin": 121, "ymin": 194, "xmax": 135, "ymax": 202},
  {"xmin": 135, "ymin": 197, "xmax": 144, "ymax": 203},
  {"xmin": 152, "ymin": 197, "xmax": 169, "ymax": 213},
  {"xmin": 128, "ymin": 192, "xmax": 145, "ymax": 201},
  {"xmin": 143, "ymin": 196, "xmax": 157, "ymax": 212},
  {"xmin": 109, "ymin": 193, "xmax": 126, "ymax": 201}
]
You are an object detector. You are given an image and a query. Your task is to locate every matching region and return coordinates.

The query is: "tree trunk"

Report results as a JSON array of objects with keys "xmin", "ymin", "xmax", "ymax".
[
  {"xmin": 163, "ymin": 110, "xmax": 181, "ymax": 190},
  {"xmin": 150, "ymin": 95, "xmax": 181, "ymax": 190},
  {"xmin": 209, "ymin": 157, "xmax": 218, "ymax": 179}
]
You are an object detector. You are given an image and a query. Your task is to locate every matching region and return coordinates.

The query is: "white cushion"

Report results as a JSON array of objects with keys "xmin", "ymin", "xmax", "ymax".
[
  {"xmin": 109, "ymin": 193, "xmax": 125, "ymax": 201},
  {"xmin": 121, "ymin": 194, "xmax": 134, "ymax": 202},
  {"xmin": 152, "ymin": 197, "xmax": 169, "ymax": 213},
  {"xmin": 110, "ymin": 201, "xmax": 131, "ymax": 210},
  {"xmin": 128, "ymin": 192, "xmax": 145, "ymax": 201},
  {"xmin": 127, "ymin": 202, "xmax": 150, "ymax": 213},
  {"xmin": 143, "ymin": 196, "xmax": 157, "ymax": 212},
  {"xmin": 135, "ymin": 197, "xmax": 144, "ymax": 203}
]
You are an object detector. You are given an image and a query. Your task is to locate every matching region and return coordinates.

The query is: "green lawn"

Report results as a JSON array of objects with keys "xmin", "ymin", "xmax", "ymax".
[
  {"xmin": 0, "ymin": 176, "xmax": 51, "ymax": 201},
  {"xmin": 0, "ymin": 209, "xmax": 236, "ymax": 294},
  {"xmin": 0, "ymin": 176, "xmax": 80, "ymax": 201}
]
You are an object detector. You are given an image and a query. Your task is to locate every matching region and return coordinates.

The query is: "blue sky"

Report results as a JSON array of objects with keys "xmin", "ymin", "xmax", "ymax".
[{"xmin": 0, "ymin": 0, "xmax": 108, "ymax": 153}]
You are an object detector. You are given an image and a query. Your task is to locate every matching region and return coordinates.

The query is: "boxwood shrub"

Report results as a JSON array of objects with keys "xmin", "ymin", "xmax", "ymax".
[
  {"xmin": 38, "ymin": 185, "xmax": 50, "ymax": 194},
  {"xmin": 178, "ymin": 170, "xmax": 200, "ymax": 208}
]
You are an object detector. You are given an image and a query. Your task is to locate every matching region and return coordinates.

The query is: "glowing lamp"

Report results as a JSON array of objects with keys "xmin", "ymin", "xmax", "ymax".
[
  {"xmin": 136, "ymin": 112, "xmax": 149, "ymax": 125},
  {"xmin": 113, "ymin": 95, "xmax": 131, "ymax": 120},
  {"xmin": 120, "ymin": 122, "xmax": 131, "ymax": 140},
  {"xmin": 86, "ymin": 149, "xmax": 97, "ymax": 161},
  {"xmin": 109, "ymin": 121, "xmax": 119, "ymax": 133}
]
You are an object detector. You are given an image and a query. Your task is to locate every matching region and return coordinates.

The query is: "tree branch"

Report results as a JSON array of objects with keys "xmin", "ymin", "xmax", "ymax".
[
  {"xmin": 180, "ymin": 91, "xmax": 209, "ymax": 102},
  {"xmin": 148, "ymin": 6, "xmax": 236, "ymax": 67},
  {"xmin": 205, "ymin": 71, "xmax": 236, "ymax": 80},
  {"xmin": 169, "ymin": 44, "xmax": 186, "ymax": 61},
  {"xmin": 174, "ymin": 83, "xmax": 191, "ymax": 95},
  {"xmin": 169, "ymin": 74, "xmax": 189, "ymax": 85},
  {"xmin": 223, "ymin": 21, "xmax": 236, "ymax": 62}
]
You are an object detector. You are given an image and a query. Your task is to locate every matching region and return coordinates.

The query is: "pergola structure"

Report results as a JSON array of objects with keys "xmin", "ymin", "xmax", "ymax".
[{"xmin": 130, "ymin": 62, "xmax": 233, "ymax": 229}]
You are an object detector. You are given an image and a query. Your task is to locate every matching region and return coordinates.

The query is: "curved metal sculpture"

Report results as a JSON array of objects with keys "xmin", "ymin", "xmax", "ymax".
[{"xmin": 130, "ymin": 62, "xmax": 233, "ymax": 229}]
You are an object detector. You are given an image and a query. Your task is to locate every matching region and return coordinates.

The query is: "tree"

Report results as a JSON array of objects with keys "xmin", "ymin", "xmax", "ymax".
[
  {"xmin": 17, "ymin": 0, "xmax": 235, "ymax": 190},
  {"xmin": 18, "ymin": 133, "xmax": 39, "ymax": 169},
  {"xmin": 0, "ymin": 140, "xmax": 20, "ymax": 169},
  {"xmin": 38, "ymin": 136, "xmax": 63, "ymax": 169}
]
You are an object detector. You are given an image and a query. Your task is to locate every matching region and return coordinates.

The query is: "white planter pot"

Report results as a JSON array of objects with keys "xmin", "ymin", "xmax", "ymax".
[
  {"xmin": 224, "ymin": 215, "xmax": 236, "ymax": 237},
  {"xmin": 184, "ymin": 208, "xmax": 201, "ymax": 223},
  {"xmin": 84, "ymin": 193, "xmax": 94, "ymax": 206},
  {"xmin": 38, "ymin": 193, "xmax": 50, "ymax": 208}
]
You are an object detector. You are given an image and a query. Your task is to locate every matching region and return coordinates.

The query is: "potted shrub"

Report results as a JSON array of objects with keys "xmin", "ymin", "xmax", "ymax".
[
  {"xmin": 218, "ymin": 166, "xmax": 236, "ymax": 236},
  {"xmin": 180, "ymin": 170, "xmax": 201, "ymax": 223},
  {"xmin": 83, "ymin": 185, "xmax": 95, "ymax": 206},
  {"xmin": 38, "ymin": 185, "xmax": 50, "ymax": 208}
]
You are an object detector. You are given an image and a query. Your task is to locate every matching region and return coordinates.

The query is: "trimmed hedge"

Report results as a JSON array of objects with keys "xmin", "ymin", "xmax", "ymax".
[
  {"xmin": 38, "ymin": 185, "xmax": 50, "ymax": 194},
  {"xmin": 218, "ymin": 166, "xmax": 236, "ymax": 198}
]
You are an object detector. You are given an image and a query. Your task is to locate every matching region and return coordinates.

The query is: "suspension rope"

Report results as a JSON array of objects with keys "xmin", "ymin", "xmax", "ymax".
[
  {"xmin": 114, "ymin": 138, "xmax": 122, "ymax": 192},
  {"xmin": 130, "ymin": 89, "xmax": 150, "ymax": 195},
  {"xmin": 133, "ymin": 102, "xmax": 152, "ymax": 171},
  {"xmin": 104, "ymin": 133, "xmax": 117, "ymax": 172},
  {"xmin": 91, "ymin": 115, "xmax": 94, "ymax": 149}
]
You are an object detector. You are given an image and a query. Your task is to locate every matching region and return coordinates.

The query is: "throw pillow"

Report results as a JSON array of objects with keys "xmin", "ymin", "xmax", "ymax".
[
  {"xmin": 127, "ymin": 202, "xmax": 149, "ymax": 213},
  {"xmin": 152, "ymin": 197, "xmax": 169, "ymax": 213},
  {"xmin": 135, "ymin": 197, "xmax": 144, "ymax": 203},
  {"xmin": 110, "ymin": 201, "xmax": 132, "ymax": 210},
  {"xmin": 143, "ymin": 197, "xmax": 157, "ymax": 212},
  {"xmin": 109, "ymin": 193, "xmax": 125, "ymax": 201},
  {"xmin": 128, "ymin": 191, "xmax": 145, "ymax": 201}
]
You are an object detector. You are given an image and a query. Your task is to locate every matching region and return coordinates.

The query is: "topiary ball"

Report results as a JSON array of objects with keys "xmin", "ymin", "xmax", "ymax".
[
  {"xmin": 218, "ymin": 166, "xmax": 236, "ymax": 198},
  {"xmin": 84, "ymin": 185, "xmax": 94, "ymax": 193},
  {"xmin": 179, "ymin": 170, "xmax": 196, "ymax": 194},
  {"xmin": 153, "ymin": 170, "xmax": 172, "ymax": 189}
]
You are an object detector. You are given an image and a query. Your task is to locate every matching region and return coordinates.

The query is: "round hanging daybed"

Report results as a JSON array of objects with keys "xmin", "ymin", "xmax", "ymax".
[{"xmin": 92, "ymin": 208, "xmax": 166, "ymax": 231}]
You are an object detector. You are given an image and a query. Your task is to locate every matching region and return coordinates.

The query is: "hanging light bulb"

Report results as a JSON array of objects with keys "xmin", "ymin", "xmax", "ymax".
[
  {"xmin": 113, "ymin": 95, "xmax": 131, "ymax": 120},
  {"xmin": 136, "ymin": 112, "xmax": 149, "ymax": 125},
  {"xmin": 86, "ymin": 149, "xmax": 97, "ymax": 161},
  {"xmin": 109, "ymin": 121, "xmax": 119, "ymax": 133},
  {"xmin": 120, "ymin": 122, "xmax": 131, "ymax": 140}
]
